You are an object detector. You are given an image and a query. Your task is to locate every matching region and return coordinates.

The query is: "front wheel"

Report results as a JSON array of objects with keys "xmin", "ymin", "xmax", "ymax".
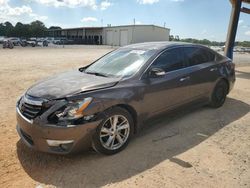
[
  {"xmin": 209, "ymin": 80, "xmax": 228, "ymax": 108},
  {"xmin": 92, "ymin": 107, "xmax": 134, "ymax": 155}
]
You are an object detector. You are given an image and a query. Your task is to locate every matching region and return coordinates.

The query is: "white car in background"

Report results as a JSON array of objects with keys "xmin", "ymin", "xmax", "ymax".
[{"xmin": 0, "ymin": 36, "xmax": 6, "ymax": 44}]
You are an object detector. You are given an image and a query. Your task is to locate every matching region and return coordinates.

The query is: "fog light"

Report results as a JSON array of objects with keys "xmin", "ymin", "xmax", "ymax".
[
  {"xmin": 84, "ymin": 115, "xmax": 94, "ymax": 121},
  {"xmin": 46, "ymin": 139, "xmax": 74, "ymax": 147},
  {"xmin": 60, "ymin": 143, "xmax": 73, "ymax": 151}
]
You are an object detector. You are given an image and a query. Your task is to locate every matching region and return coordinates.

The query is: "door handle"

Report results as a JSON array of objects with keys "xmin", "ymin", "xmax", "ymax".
[
  {"xmin": 180, "ymin": 76, "xmax": 190, "ymax": 82},
  {"xmin": 210, "ymin": 67, "xmax": 218, "ymax": 72}
]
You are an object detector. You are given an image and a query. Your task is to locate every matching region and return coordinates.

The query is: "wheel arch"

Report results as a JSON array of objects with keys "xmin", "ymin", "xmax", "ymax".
[
  {"xmin": 220, "ymin": 77, "xmax": 230, "ymax": 94},
  {"xmin": 210, "ymin": 77, "xmax": 230, "ymax": 101},
  {"xmin": 105, "ymin": 104, "xmax": 138, "ymax": 134}
]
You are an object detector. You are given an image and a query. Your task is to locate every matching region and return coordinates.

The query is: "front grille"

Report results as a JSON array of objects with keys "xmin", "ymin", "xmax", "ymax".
[{"xmin": 19, "ymin": 102, "xmax": 42, "ymax": 120}]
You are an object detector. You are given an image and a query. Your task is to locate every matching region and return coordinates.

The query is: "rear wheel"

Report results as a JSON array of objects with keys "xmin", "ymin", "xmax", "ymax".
[
  {"xmin": 210, "ymin": 80, "xmax": 228, "ymax": 108},
  {"xmin": 92, "ymin": 107, "xmax": 133, "ymax": 155}
]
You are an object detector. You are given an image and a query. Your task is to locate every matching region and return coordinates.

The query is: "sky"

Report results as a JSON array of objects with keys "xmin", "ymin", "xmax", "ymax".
[{"xmin": 0, "ymin": 0, "xmax": 250, "ymax": 41}]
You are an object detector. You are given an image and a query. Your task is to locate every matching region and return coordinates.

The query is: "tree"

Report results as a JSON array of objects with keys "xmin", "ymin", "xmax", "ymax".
[
  {"xmin": 29, "ymin": 20, "xmax": 47, "ymax": 37},
  {"xmin": 169, "ymin": 35, "xmax": 174, "ymax": 41},
  {"xmin": 14, "ymin": 22, "xmax": 26, "ymax": 37},
  {"xmin": 4, "ymin": 21, "xmax": 14, "ymax": 37},
  {"xmin": 49, "ymin": 26, "xmax": 62, "ymax": 30},
  {"xmin": 174, "ymin": 35, "xmax": 180, "ymax": 41},
  {"xmin": 0, "ymin": 23, "xmax": 6, "ymax": 36}
]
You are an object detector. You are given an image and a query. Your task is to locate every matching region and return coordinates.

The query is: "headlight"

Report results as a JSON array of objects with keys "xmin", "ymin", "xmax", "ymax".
[
  {"xmin": 55, "ymin": 97, "xmax": 92, "ymax": 121},
  {"xmin": 17, "ymin": 93, "xmax": 24, "ymax": 103}
]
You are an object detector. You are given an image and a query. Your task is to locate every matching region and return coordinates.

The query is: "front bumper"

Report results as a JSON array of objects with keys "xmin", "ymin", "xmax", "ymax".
[{"xmin": 16, "ymin": 107, "xmax": 101, "ymax": 154}]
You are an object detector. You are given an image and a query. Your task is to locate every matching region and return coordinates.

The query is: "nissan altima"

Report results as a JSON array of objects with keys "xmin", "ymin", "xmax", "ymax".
[{"xmin": 16, "ymin": 42, "xmax": 235, "ymax": 155}]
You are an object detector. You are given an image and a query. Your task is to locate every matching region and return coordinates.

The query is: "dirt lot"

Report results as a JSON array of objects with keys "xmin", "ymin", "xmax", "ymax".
[{"xmin": 0, "ymin": 46, "xmax": 249, "ymax": 188}]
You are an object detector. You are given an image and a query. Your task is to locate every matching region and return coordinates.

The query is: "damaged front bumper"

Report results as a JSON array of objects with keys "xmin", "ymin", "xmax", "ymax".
[{"xmin": 16, "ymin": 107, "xmax": 101, "ymax": 154}]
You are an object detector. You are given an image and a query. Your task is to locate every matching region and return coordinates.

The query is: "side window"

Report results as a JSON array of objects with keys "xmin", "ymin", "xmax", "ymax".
[
  {"xmin": 203, "ymin": 48, "xmax": 216, "ymax": 62},
  {"xmin": 183, "ymin": 47, "xmax": 215, "ymax": 66},
  {"xmin": 151, "ymin": 48, "xmax": 185, "ymax": 72}
]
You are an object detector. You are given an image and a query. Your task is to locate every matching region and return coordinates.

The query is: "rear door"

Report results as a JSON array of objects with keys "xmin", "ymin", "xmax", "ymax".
[
  {"xmin": 142, "ymin": 47, "xmax": 192, "ymax": 115},
  {"xmin": 182, "ymin": 47, "xmax": 217, "ymax": 99}
]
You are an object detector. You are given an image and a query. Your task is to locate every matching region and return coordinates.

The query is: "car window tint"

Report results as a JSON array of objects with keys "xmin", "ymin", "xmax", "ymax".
[
  {"xmin": 184, "ymin": 47, "xmax": 215, "ymax": 66},
  {"xmin": 151, "ymin": 48, "xmax": 185, "ymax": 72},
  {"xmin": 206, "ymin": 49, "xmax": 216, "ymax": 62}
]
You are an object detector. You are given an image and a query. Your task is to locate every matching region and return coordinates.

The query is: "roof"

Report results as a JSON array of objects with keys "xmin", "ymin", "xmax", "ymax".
[
  {"xmin": 105, "ymin": 24, "xmax": 170, "ymax": 31},
  {"xmin": 48, "ymin": 24, "xmax": 170, "ymax": 31},
  {"xmin": 50, "ymin": 27, "xmax": 103, "ymax": 31},
  {"xmin": 122, "ymin": 41, "xmax": 195, "ymax": 51}
]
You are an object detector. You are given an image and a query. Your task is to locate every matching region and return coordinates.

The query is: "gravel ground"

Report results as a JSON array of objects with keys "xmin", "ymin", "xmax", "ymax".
[{"xmin": 0, "ymin": 45, "xmax": 249, "ymax": 188}]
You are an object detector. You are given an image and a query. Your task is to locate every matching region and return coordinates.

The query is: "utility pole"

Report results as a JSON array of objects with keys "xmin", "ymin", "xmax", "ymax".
[{"xmin": 224, "ymin": 0, "xmax": 242, "ymax": 59}]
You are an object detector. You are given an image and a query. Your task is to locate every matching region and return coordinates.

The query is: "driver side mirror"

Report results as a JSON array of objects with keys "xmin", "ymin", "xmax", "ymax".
[{"xmin": 148, "ymin": 68, "xmax": 166, "ymax": 78}]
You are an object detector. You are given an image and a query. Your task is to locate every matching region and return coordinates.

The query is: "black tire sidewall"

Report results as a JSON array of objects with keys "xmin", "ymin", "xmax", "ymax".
[
  {"xmin": 92, "ymin": 107, "xmax": 134, "ymax": 155},
  {"xmin": 210, "ymin": 80, "xmax": 228, "ymax": 108}
]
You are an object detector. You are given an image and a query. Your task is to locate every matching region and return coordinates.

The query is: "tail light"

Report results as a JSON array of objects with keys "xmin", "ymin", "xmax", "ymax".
[{"xmin": 226, "ymin": 60, "xmax": 235, "ymax": 76}]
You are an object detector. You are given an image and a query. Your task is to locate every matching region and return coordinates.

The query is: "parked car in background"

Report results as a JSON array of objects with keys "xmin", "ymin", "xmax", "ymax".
[
  {"xmin": 0, "ymin": 36, "xmax": 6, "ymax": 44},
  {"xmin": 46, "ymin": 37, "xmax": 55, "ymax": 44},
  {"xmin": 45, "ymin": 37, "xmax": 73, "ymax": 45},
  {"xmin": 16, "ymin": 42, "xmax": 235, "ymax": 155},
  {"xmin": 26, "ymin": 38, "xmax": 37, "ymax": 47},
  {"xmin": 52, "ymin": 37, "xmax": 61, "ymax": 45},
  {"xmin": 2, "ymin": 37, "xmax": 26, "ymax": 47},
  {"xmin": 210, "ymin": 46, "xmax": 223, "ymax": 52},
  {"xmin": 7, "ymin": 37, "xmax": 22, "ymax": 46},
  {"xmin": 3, "ymin": 40, "xmax": 14, "ymax": 49},
  {"xmin": 36, "ymin": 38, "xmax": 49, "ymax": 47}
]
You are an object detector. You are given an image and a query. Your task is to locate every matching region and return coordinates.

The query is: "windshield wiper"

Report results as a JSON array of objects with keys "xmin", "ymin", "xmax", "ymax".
[{"xmin": 84, "ymin": 71, "xmax": 109, "ymax": 77}]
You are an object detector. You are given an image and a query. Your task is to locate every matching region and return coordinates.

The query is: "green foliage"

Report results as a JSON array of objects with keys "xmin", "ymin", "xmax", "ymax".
[
  {"xmin": 169, "ymin": 35, "xmax": 180, "ymax": 41},
  {"xmin": 49, "ymin": 26, "xmax": 62, "ymax": 30},
  {"xmin": 175, "ymin": 38, "xmax": 250, "ymax": 47},
  {"xmin": 3, "ymin": 21, "xmax": 14, "ymax": 37},
  {"xmin": 0, "ymin": 20, "xmax": 47, "ymax": 38},
  {"xmin": 0, "ymin": 20, "xmax": 60, "ymax": 38},
  {"xmin": 179, "ymin": 38, "xmax": 225, "ymax": 46},
  {"xmin": 235, "ymin": 41, "xmax": 250, "ymax": 47}
]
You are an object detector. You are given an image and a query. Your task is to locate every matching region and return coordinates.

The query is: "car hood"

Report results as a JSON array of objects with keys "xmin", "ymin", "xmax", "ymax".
[{"xmin": 26, "ymin": 70, "xmax": 120, "ymax": 100}]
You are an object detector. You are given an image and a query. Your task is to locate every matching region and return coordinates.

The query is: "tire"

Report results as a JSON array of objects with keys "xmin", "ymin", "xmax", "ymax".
[
  {"xmin": 43, "ymin": 41, "xmax": 48, "ymax": 47},
  {"xmin": 209, "ymin": 80, "xmax": 228, "ymax": 108},
  {"xmin": 9, "ymin": 42, "xmax": 14, "ymax": 49},
  {"xmin": 92, "ymin": 107, "xmax": 134, "ymax": 155}
]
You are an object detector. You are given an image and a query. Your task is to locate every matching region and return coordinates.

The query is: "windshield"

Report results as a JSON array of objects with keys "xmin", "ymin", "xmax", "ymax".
[{"xmin": 85, "ymin": 48, "xmax": 156, "ymax": 78}]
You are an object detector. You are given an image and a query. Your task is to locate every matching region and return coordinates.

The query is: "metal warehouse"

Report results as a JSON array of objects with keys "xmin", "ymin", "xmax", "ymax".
[{"xmin": 47, "ymin": 25, "xmax": 170, "ymax": 46}]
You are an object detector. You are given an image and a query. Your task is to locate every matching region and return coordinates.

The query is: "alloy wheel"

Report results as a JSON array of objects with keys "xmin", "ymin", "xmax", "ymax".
[{"xmin": 99, "ymin": 115, "xmax": 130, "ymax": 150}]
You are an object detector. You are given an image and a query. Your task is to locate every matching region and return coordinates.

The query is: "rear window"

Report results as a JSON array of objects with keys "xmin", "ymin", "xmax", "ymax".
[{"xmin": 183, "ymin": 47, "xmax": 215, "ymax": 66}]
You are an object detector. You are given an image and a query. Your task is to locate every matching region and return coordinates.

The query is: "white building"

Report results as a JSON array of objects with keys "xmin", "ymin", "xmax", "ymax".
[
  {"xmin": 103, "ymin": 25, "xmax": 170, "ymax": 46},
  {"xmin": 47, "ymin": 24, "xmax": 170, "ymax": 46}
]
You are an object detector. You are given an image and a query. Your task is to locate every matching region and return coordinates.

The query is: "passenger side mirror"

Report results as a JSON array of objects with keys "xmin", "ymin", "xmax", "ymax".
[{"xmin": 148, "ymin": 68, "xmax": 166, "ymax": 78}]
